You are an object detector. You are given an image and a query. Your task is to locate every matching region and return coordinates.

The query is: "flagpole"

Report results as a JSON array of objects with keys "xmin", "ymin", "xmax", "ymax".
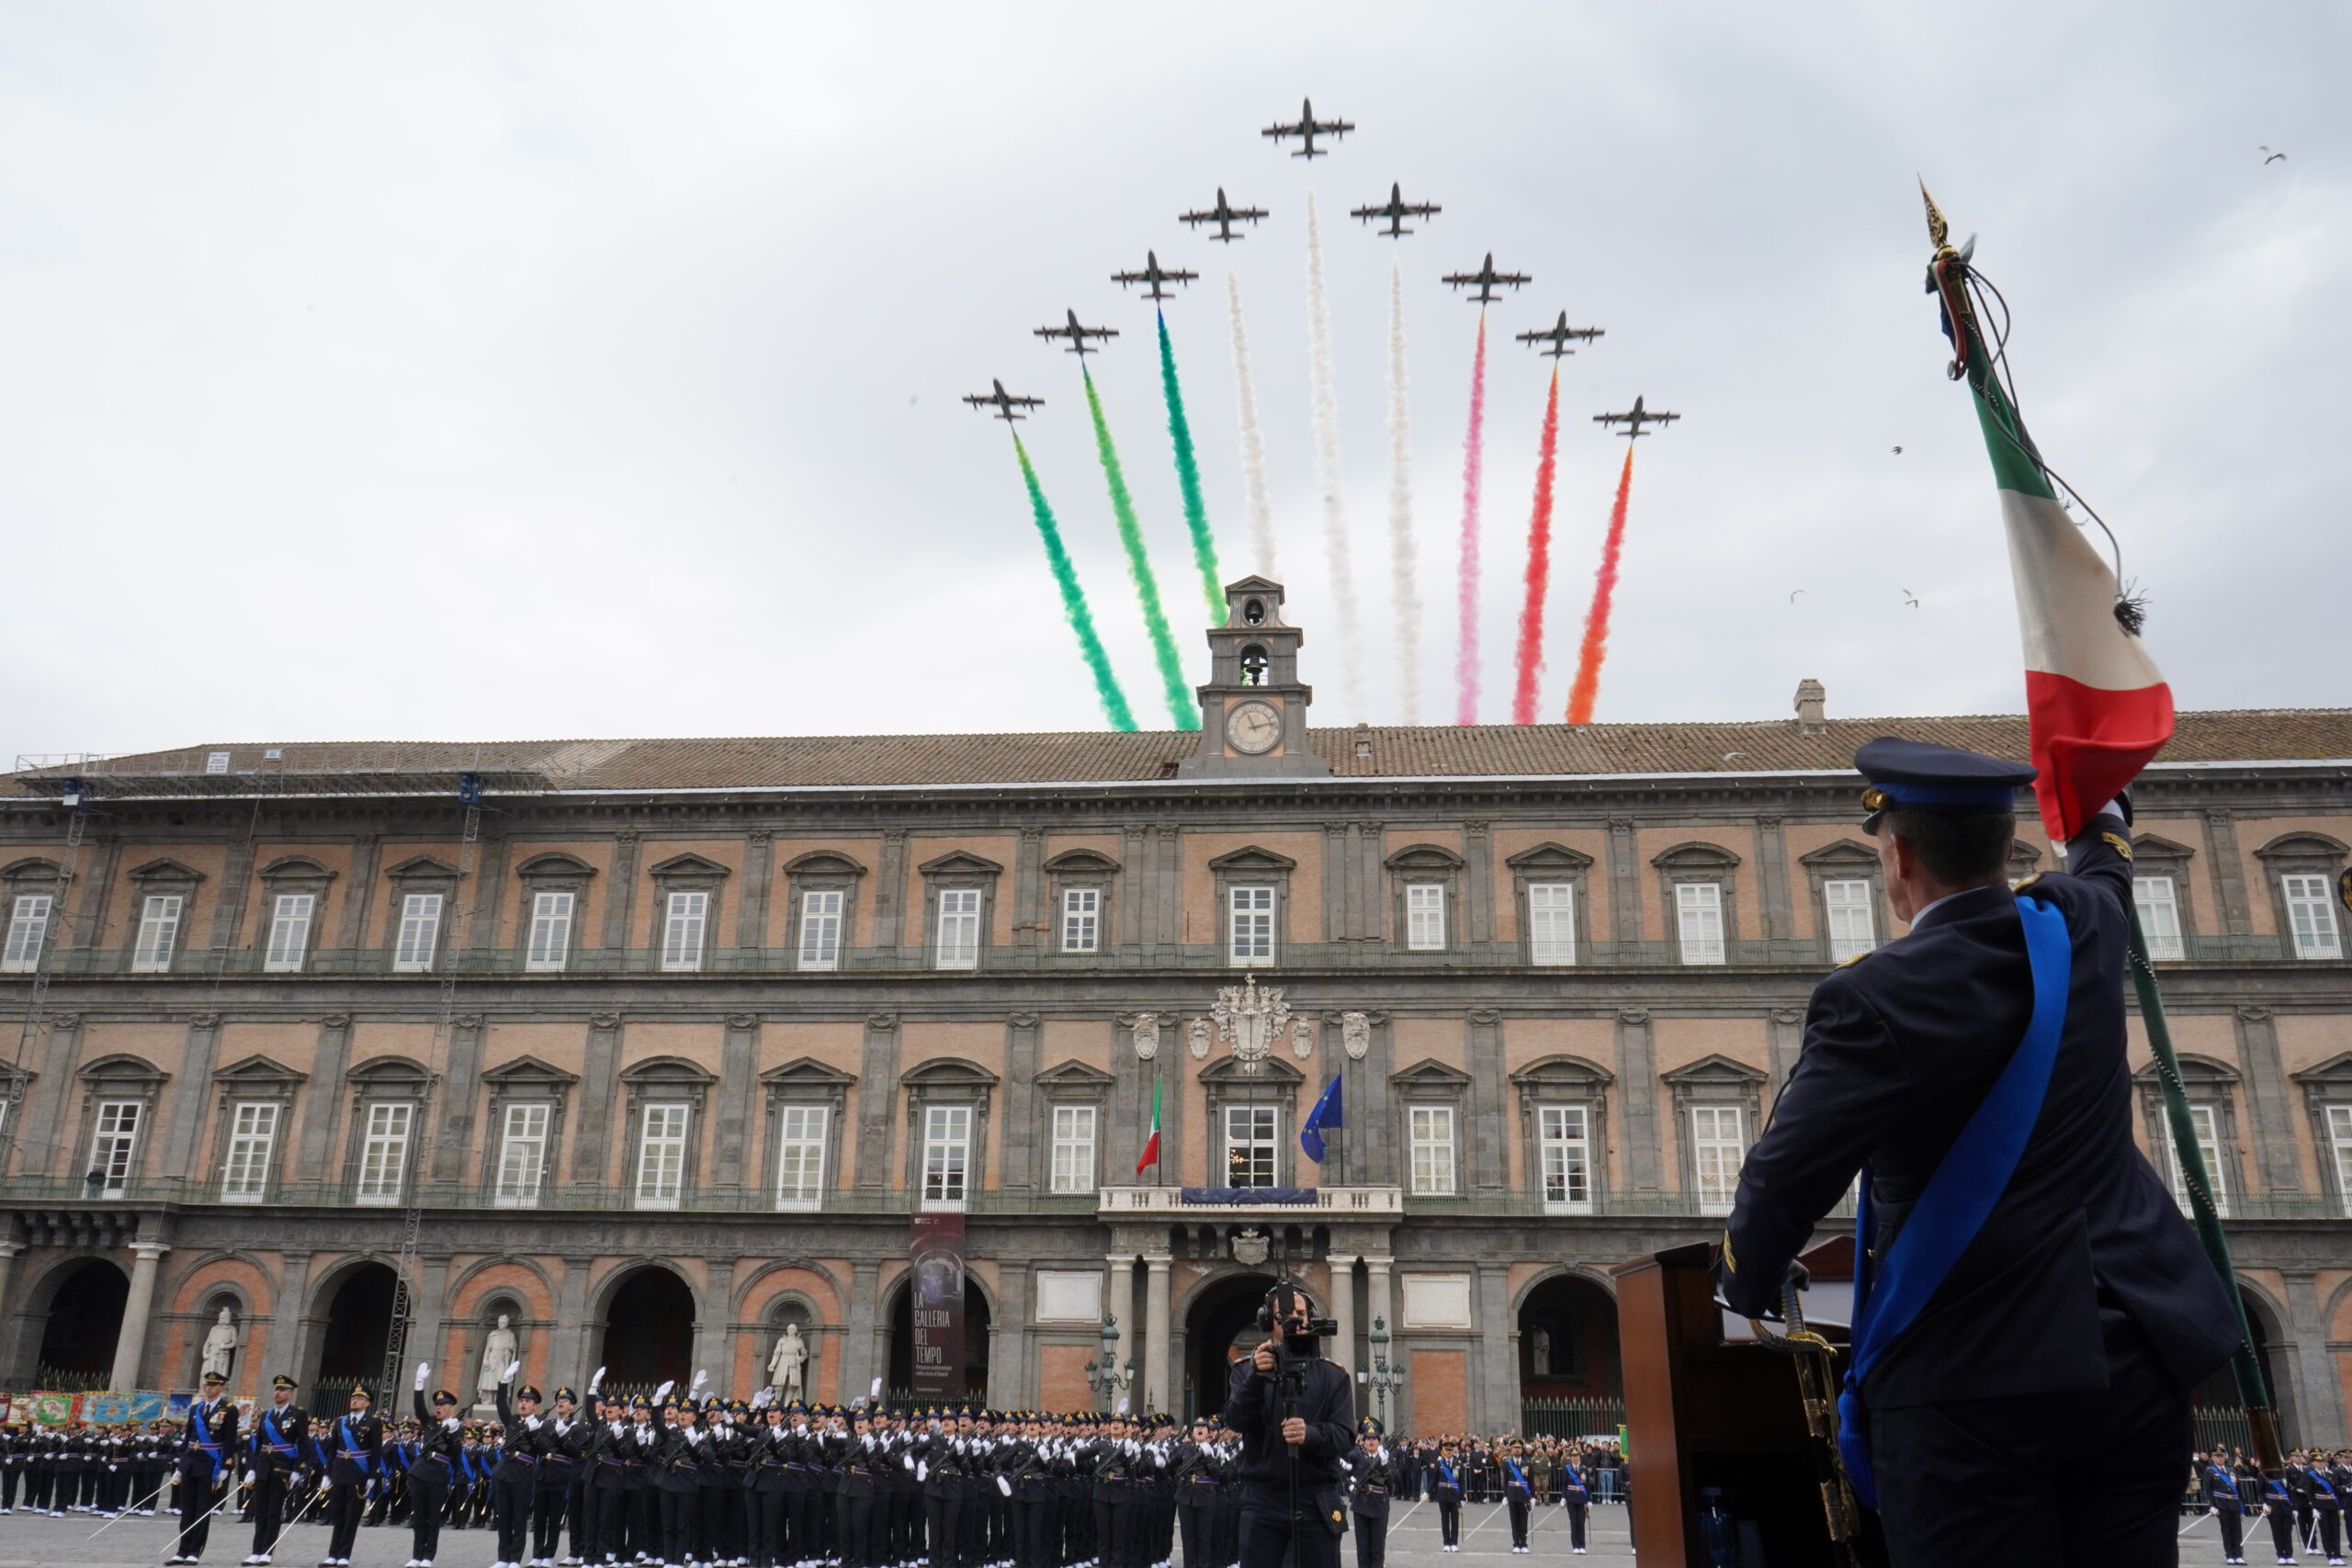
[{"xmin": 1921, "ymin": 182, "xmax": 2282, "ymax": 1472}]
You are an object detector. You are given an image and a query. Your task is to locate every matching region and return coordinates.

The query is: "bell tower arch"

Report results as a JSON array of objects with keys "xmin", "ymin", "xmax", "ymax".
[{"xmin": 1177, "ymin": 577, "xmax": 1332, "ymax": 780}]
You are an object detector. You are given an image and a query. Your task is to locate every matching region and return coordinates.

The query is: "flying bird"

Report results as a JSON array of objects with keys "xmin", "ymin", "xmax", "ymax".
[
  {"xmin": 1892, "ymin": 446, "xmax": 1904, "ymax": 454},
  {"xmin": 1788, "ymin": 590, "xmax": 1805, "ymax": 604},
  {"xmin": 2261, "ymin": 145, "xmax": 2287, "ymax": 164},
  {"xmin": 1902, "ymin": 590, "xmax": 1920, "ymax": 608}
]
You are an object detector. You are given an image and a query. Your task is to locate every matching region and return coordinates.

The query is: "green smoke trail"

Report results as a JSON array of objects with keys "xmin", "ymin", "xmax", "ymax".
[
  {"xmin": 1156, "ymin": 310, "xmax": 1224, "ymax": 622},
  {"xmin": 1082, "ymin": 367, "xmax": 1197, "ymax": 730},
  {"xmin": 1012, "ymin": 434, "xmax": 1137, "ymax": 731}
]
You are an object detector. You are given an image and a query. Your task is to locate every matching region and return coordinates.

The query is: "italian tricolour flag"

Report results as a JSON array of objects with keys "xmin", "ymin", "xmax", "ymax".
[
  {"xmin": 1948, "ymin": 261, "xmax": 2174, "ymax": 840},
  {"xmin": 1136, "ymin": 1074, "xmax": 1162, "ymax": 1175}
]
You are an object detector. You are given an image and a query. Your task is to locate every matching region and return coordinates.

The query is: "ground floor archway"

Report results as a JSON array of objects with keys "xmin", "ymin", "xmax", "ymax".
[
  {"xmin": 313, "ymin": 1262, "xmax": 396, "ymax": 1400},
  {"xmin": 1184, "ymin": 1271, "xmax": 1275, "ymax": 1421},
  {"xmin": 35, "ymin": 1258, "xmax": 129, "ymax": 1380},
  {"xmin": 599, "ymin": 1267, "xmax": 696, "ymax": 1390},
  {"xmin": 2196, "ymin": 1284, "xmax": 2297, "ymax": 1446},
  {"xmin": 887, "ymin": 1277, "xmax": 989, "ymax": 1400},
  {"xmin": 1517, "ymin": 1271, "xmax": 1621, "ymax": 1403}
]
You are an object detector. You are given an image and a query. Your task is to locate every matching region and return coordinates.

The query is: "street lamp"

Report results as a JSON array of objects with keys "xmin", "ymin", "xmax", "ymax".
[
  {"xmin": 1084, "ymin": 1314, "xmax": 1136, "ymax": 1409},
  {"xmin": 1357, "ymin": 1315, "xmax": 1403, "ymax": 1428}
]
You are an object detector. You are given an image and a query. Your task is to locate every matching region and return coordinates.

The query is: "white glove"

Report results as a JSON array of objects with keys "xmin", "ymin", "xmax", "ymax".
[
  {"xmin": 998, "ymin": 1474, "xmax": 1013, "ymax": 1497},
  {"xmin": 611, "ymin": 1420, "xmax": 625, "ymax": 1437},
  {"xmin": 414, "ymin": 1362, "xmax": 430, "ymax": 1393},
  {"xmin": 589, "ymin": 1367, "xmax": 605, "ymax": 1396},
  {"xmin": 243, "ymin": 1469, "xmax": 256, "ymax": 1485},
  {"xmin": 691, "ymin": 1370, "xmax": 707, "ymax": 1393},
  {"xmin": 525, "ymin": 1416, "xmax": 542, "ymax": 1431},
  {"xmin": 503, "ymin": 1359, "xmax": 522, "ymax": 1384},
  {"xmin": 442, "ymin": 1417, "xmax": 460, "ymax": 1432},
  {"xmin": 654, "ymin": 1381, "xmax": 674, "ymax": 1404}
]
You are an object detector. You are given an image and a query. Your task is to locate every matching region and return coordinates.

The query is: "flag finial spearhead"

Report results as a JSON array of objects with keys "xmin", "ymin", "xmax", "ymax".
[{"xmin": 1919, "ymin": 178, "xmax": 1952, "ymax": 254}]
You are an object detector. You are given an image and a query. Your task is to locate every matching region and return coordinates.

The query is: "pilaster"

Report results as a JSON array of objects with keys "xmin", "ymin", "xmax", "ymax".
[
  {"xmin": 1618, "ymin": 1009, "xmax": 1659, "ymax": 1192},
  {"xmin": 158, "ymin": 1014, "xmax": 225, "ymax": 1179},
  {"xmin": 297, "ymin": 1014, "xmax": 354, "ymax": 1174},
  {"xmin": 600, "ymin": 831, "xmax": 640, "ymax": 954},
  {"xmin": 1752, "ymin": 816, "xmax": 1792, "ymax": 941},
  {"xmin": 430, "ymin": 1014, "xmax": 487, "ymax": 1185},
  {"xmin": 712, "ymin": 1015, "xmax": 760, "ymax": 1192},
  {"xmin": 571, "ymin": 1014, "xmax": 624, "ymax": 1191},
  {"xmin": 334, "ymin": 832, "xmax": 382, "ymax": 951},
  {"xmin": 2203, "ymin": 809, "xmax": 2255, "ymax": 936},
  {"xmin": 854, "ymin": 1014, "xmax": 901, "ymax": 1192},
  {"xmin": 2233, "ymin": 1006, "xmax": 2305, "ymax": 1193},
  {"xmin": 736, "ymin": 830, "xmax": 775, "ymax": 950},
  {"xmin": 1464, "ymin": 822, "xmax": 1495, "ymax": 945},
  {"xmin": 1465, "ymin": 1010, "xmax": 1507, "ymax": 1192},
  {"xmin": 875, "ymin": 829, "xmax": 910, "ymax": 953},
  {"xmin": 1607, "ymin": 818, "xmax": 1642, "ymax": 943}
]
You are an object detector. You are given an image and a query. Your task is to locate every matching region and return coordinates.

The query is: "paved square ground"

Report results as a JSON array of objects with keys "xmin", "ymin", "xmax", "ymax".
[{"xmin": 0, "ymin": 1499, "xmax": 1640, "ymax": 1567}]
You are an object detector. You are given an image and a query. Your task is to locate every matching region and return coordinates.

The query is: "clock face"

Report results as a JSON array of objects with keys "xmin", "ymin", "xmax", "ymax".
[{"xmin": 1225, "ymin": 700, "xmax": 1283, "ymax": 755}]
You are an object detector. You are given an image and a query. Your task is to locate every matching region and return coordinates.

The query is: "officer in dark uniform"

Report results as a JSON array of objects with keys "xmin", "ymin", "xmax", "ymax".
[
  {"xmin": 1717, "ymin": 738, "xmax": 2242, "ymax": 1566},
  {"xmin": 1341, "ymin": 1419, "xmax": 1396, "ymax": 1568},
  {"xmin": 243, "ymin": 1373, "xmax": 308, "ymax": 1564},
  {"xmin": 2198, "ymin": 1449, "xmax": 2248, "ymax": 1564},
  {"xmin": 409, "ymin": 1367, "xmax": 463, "ymax": 1568},
  {"xmin": 321, "ymin": 1383, "xmax": 381, "ymax": 1566},
  {"xmin": 1222, "ymin": 1282, "xmax": 1354, "ymax": 1568},
  {"xmin": 492, "ymin": 1371, "xmax": 543, "ymax": 1567},
  {"xmin": 534, "ymin": 1385, "xmax": 584, "ymax": 1566},
  {"xmin": 170, "ymin": 1370, "xmax": 241, "ymax": 1564}
]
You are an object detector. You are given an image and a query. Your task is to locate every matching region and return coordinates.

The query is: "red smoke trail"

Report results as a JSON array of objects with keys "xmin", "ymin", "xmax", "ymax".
[
  {"xmin": 1565, "ymin": 446, "xmax": 1635, "ymax": 725},
  {"xmin": 1453, "ymin": 312, "xmax": 1488, "ymax": 725},
  {"xmin": 1510, "ymin": 366, "xmax": 1562, "ymax": 725}
]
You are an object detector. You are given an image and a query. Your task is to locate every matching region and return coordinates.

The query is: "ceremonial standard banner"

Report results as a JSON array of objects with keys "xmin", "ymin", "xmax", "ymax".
[
  {"xmin": 85, "ymin": 1392, "xmax": 131, "ymax": 1424},
  {"xmin": 131, "ymin": 1389, "xmax": 166, "ymax": 1421},
  {"xmin": 164, "ymin": 1392, "xmax": 195, "ymax": 1420},
  {"xmin": 908, "ymin": 1213, "xmax": 967, "ymax": 1400},
  {"xmin": 31, "ymin": 1392, "xmax": 75, "ymax": 1427}
]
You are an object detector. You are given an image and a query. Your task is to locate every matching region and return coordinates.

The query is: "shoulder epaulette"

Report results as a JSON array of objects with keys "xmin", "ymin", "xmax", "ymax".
[
  {"xmin": 2011, "ymin": 873, "xmax": 2044, "ymax": 894},
  {"xmin": 2101, "ymin": 832, "xmax": 2133, "ymax": 860}
]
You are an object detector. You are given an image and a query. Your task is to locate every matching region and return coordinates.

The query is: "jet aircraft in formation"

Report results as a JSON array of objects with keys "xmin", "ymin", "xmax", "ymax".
[
  {"xmin": 963, "ymin": 379, "xmax": 1044, "ymax": 423},
  {"xmin": 1593, "ymin": 395, "xmax": 1680, "ymax": 438},
  {"xmin": 1442, "ymin": 253, "xmax": 1532, "ymax": 304},
  {"xmin": 1178, "ymin": 187, "xmax": 1269, "ymax": 243},
  {"xmin": 1517, "ymin": 310, "xmax": 1606, "ymax": 356},
  {"xmin": 1034, "ymin": 310, "xmax": 1120, "ymax": 356},
  {"xmin": 1350, "ymin": 182, "xmax": 1441, "ymax": 238},
  {"xmin": 1111, "ymin": 251, "xmax": 1198, "ymax": 300},
  {"xmin": 1262, "ymin": 98, "xmax": 1354, "ymax": 158}
]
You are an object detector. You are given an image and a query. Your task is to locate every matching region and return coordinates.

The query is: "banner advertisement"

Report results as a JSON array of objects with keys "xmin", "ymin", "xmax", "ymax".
[{"xmin": 908, "ymin": 1212, "xmax": 967, "ymax": 1401}]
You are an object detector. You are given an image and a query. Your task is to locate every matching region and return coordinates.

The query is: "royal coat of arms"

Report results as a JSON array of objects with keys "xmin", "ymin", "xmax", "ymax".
[{"xmin": 1213, "ymin": 975, "xmax": 1291, "ymax": 1075}]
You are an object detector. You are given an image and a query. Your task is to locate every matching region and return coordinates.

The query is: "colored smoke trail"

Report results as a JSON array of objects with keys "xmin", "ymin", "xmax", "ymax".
[
  {"xmin": 1385, "ymin": 261, "xmax": 1423, "ymax": 725},
  {"xmin": 1082, "ymin": 367, "xmax": 1198, "ymax": 731},
  {"xmin": 1012, "ymin": 434, "xmax": 1137, "ymax": 731},
  {"xmin": 1226, "ymin": 272, "xmax": 1277, "ymax": 575},
  {"xmin": 1565, "ymin": 446, "xmax": 1636, "ymax": 725},
  {"xmin": 1452, "ymin": 311, "xmax": 1488, "ymax": 725},
  {"xmin": 1157, "ymin": 309, "xmax": 1224, "ymax": 622},
  {"xmin": 1304, "ymin": 193, "xmax": 1368, "ymax": 717},
  {"xmin": 1510, "ymin": 367, "xmax": 1563, "ymax": 725}
]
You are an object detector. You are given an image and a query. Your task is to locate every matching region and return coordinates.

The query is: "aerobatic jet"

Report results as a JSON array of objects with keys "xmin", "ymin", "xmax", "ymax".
[
  {"xmin": 1035, "ymin": 310, "xmax": 1120, "ymax": 355},
  {"xmin": 1517, "ymin": 311, "xmax": 1606, "ymax": 356},
  {"xmin": 1178, "ymin": 187, "xmax": 1269, "ymax": 243},
  {"xmin": 1442, "ymin": 253, "xmax": 1532, "ymax": 304},
  {"xmin": 963, "ymin": 379, "xmax": 1044, "ymax": 423},
  {"xmin": 1351, "ymin": 182, "xmax": 1442, "ymax": 238},
  {"xmin": 1112, "ymin": 252, "xmax": 1199, "ymax": 301},
  {"xmin": 1263, "ymin": 98, "xmax": 1354, "ymax": 158},
  {"xmin": 1593, "ymin": 395, "xmax": 1681, "ymax": 438}
]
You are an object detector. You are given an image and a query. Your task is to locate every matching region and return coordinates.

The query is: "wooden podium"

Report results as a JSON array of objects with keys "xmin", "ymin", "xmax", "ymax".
[{"xmin": 1611, "ymin": 1238, "xmax": 1884, "ymax": 1567}]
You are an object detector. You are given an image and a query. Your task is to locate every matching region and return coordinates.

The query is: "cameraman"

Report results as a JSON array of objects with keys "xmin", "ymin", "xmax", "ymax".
[{"xmin": 1222, "ymin": 1283, "xmax": 1356, "ymax": 1568}]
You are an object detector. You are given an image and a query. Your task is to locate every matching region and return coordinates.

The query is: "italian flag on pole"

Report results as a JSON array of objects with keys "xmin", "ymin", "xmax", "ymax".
[
  {"xmin": 1933, "ymin": 220, "xmax": 2173, "ymax": 840},
  {"xmin": 1136, "ymin": 1074, "xmax": 1162, "ymax": 1175}
]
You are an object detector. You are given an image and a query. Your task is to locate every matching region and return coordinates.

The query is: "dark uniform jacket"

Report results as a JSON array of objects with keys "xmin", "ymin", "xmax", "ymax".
[
  {"xmin": 250, "ymin": 1401, "xmax": 309, "ymax": 1476},
  {"xmin": 1720, "ymin": 811, "xmax": 2239, "ymax": 1410},
  {"xmin": 1343, "ymin": 1449, "xmax": 1399, "ymax": 1519},
  {"xmin": 178, "ymin": 1396, "xmax": 241, "ymax": 1482},
  {"xmin": 1222, "ymin": 1352, "xmax": 1355, "ymax": 1496},
  {"xmin": 324, "ymin": 1410, "xmax": 381, "ymax": 1485}
]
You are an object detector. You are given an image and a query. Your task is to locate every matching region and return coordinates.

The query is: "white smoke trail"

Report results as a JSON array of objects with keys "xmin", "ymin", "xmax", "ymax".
[
  {"xmin": 1304, "ymin": 193, "xmax": 1368, "ymax": 717},
  {"xmin": 1226, "ymin": 271, "xmax": 1277, "ymax": 577},
  {"xmin": 1385, "ymin": 260, "xmax": 1422, "ymax": 725}
]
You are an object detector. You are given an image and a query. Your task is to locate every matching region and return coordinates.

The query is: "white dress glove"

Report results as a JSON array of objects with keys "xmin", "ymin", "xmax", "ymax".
[
  {"xmin": 414, "ymin": 1361, "xmax": 430, "ymax": 1393},
  {"xmin": 503, "ymin": 1359, "xmax": 522, "ymax": 1383}
]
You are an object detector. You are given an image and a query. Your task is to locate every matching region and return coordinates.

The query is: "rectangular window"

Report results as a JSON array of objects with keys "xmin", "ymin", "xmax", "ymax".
[
  {"xmin": 1823, "ymin": 880, "xmax": 1876, "ymax": 964},
  {"xmin": 1223, "ymin": 1104, "xmax": 1278, "ymax": 1189},
  {"xmin": 1406, "ymin": 884, "xmax": 1447, "ymax": 953},
  {"xmin": 220, "ymin": 1101, "xmax": 279, "ymax": 1203},
  {"xmin": 636, "ymin": 1103, "xmax": 691, "ymax": 1209},
  {"xmin": 922, "ymin": 1103, "xmax": 972, "ymax": 1207},
  {"xmin": 1059, "ymin": 887, "xmax": 1101, "ymax": 954},
  {"xmin": 89, "ymin": 1100, "xmax": 142, "ymax": 1196},
  {"xmin": 1690, "ymin": 1105, "xmax": 1745, "ymax": 1214},
  {"xmin": 798, "ymin": 889, "xmax": 843, "ymax": 972},
  {"xmin": 526, "ymin": 891, "xmax": 574, "ymax": 973},
  {"xmin": 2134, "ymin": 876, "xmax": 2187, "ymax": 962},
  {"xmin": 662, "ymin": 891, "xmax": 709, "ymax": 973},
  {"xmin": 1539, "ymin": 1105, "xmax": 1592, "ymax": 1211},
  {"xmin": 2, "ymin": 893, "xmax": 52, "ymax": 973},
  {"xmin": 355, "ymin": 1101, "xmax": 413, "ymax": 1204},
  {"xmin": 263, "ymin": 892, "xmax": 315, "ymax": 973},
  {"xmin": 494, "ymin": 1101, "xmax": 551, "ymax": 1207},
  {"xmin": 1527, "ymin": 883, "xmax": 1577, "ymax": 965},
  {"xmin": 933, "ymin": 888, "xmax": 981, "ymax": 970},
  {"xmin": 393, "ymin": 893, "xmax": 443, "ymax": 972},
  {"xmin": 2330, "ymin": 1105, "xmax": 2352, "ymax": 1219},
  {"xmin": 2165, "ymin": 1101, "xmax": 2230, "ymax": 1218},
  {"xmin": 2283, "ymin": 874, "xmax": 2343, "ymax": 960},
  {"xmin": 131, "ymin": 894, "xmax": 184, "ymax": 973},
  {"xmin": 775, "ymin": 1104, "xmax": 829, "ymax": 1211},
  {"xmin": 1408, "ymin": 1105, "xmax": 1457, "ymax": 1195},
  {"xmin": 1676, "ymin": 883, "xmax": 1726, "ymax": 965},
  {"xmin": 1228, "ymin": 886, "xmax": 1275, "ymax": 967},
  {"xmin": 1049, "ymin": 1103, "xmax": 1097, "ymax": 1194}
]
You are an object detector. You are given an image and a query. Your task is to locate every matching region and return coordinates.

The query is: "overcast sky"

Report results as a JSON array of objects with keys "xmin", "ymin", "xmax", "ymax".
[{"xmin": 2, "ymin": 3, "xmax": 2344, "ymax": 766}]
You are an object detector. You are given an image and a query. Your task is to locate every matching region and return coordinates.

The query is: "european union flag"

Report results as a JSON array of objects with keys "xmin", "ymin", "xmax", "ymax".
[{"xmin": 1300, "ymin": 1075, "xmax": 1343, "ymax": 1164}]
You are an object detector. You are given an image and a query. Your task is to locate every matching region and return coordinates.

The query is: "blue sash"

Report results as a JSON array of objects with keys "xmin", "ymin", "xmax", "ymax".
[
  {"xmin": 1504, "ymin": 1460, "xmax": 1529, "ymax": 1495},
  {"xmin": 1838, "ymin": 894, "xmax": 2072, "ymax": 1510},
  {"xmin": 190, "ymin": 1403, "xmax": 220, "ymax": 1483},
  {"xmin": 1436, "ymin": 1460, "xmax": 1457, "ymax": 1491}
]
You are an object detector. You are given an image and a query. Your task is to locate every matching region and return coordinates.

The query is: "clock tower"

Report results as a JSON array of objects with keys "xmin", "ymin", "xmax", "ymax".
[{"xmin": 1177, "ymin": 576, "xmax": 1332, "ymax": 779}]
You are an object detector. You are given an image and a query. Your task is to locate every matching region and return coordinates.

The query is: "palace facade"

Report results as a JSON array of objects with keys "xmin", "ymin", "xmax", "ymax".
[{"xmin": 5, "ymin": 580, "xmax": 2350, "ymax": 1440}]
